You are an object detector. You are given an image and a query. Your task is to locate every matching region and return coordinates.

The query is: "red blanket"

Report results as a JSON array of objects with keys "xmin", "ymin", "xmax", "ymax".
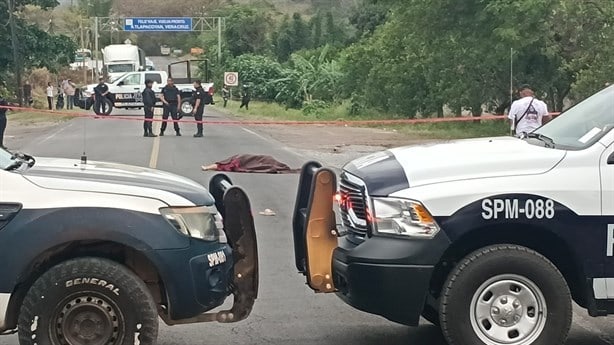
[{"xmin": 215, "ymin": 154, "xmax": 299, "ymax": 174}]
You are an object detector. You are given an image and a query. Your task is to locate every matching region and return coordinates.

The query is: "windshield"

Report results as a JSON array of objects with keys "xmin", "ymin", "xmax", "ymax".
[
  {"xmin": 107, "ymin": 64, "xmax": 134, "ymax": 73},
  {"xmin": 533, "ymin": 86, "xmax": 614, "ymax": 149}
]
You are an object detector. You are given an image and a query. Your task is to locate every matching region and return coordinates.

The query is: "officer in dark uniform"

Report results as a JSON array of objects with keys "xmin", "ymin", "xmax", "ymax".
[
  {"xmin": 141, "ymin": 79, "xmax": 157, "ymax": 137},
  {"xmin": 93, "ymin": 77, "xmax": 110, "ymax": 115},
  {"xmin": 159, "ymin": 77, "xmax": 181, "ymax": 136},
  {"xmin": 239, "ymin": 84, "xmax": 251, "ymax": 110},
  {"xmin": 0, "ymin": 96, "xmax": 9, "ymax": 148},
  {"xmin": 192, "ymin": 80, "xmax": 207, "ymax": 137}
]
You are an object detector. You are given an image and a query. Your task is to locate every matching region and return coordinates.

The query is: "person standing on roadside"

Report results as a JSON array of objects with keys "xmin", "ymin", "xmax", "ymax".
[
  {"xmin": 93, "ymin": 77, "xmax": 110, "ymax": 115},
  {"xmin": 508, "ymin": 84, "xmax": 549, "ymax": 137},
  {"xmin": 46, "ymin": 82, "xmax": 54, "ymax": 110},
  {"xmin": 63, "ymin": 79, "xmax": 76, "ymax": 110},
  {"xmin": 0, "ymin": 95, "xmax": 9, "ymax": 148},
  {"xmin": 159, "ymin": 77, "xmax": 181, "ymax": 136},
  {"xmin": 192, "ymin": 80, "xmax": 207, "ymax": 138},
  {"xmin": 222, "ymin": 84, "xmax": 230, "ymax": 108},
  {"xmin": 239, "ymin": 85, "xmax": 250, "ymax": 110},
  {"xmin": 141, "ymin": 79, "xmax": 157, "ymax": 137}
]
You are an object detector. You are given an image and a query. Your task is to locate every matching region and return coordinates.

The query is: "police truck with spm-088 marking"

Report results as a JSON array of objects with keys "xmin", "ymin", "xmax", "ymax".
[
  {"xmin": 0, "ymin": 150, "xmax": 258, "ymax": 345},
  {"xmin": 292, "ymin": 85, "xmax": 614, "ymax": 345}
]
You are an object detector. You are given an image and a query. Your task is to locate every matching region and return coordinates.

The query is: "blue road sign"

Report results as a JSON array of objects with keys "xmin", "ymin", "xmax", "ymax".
[{"xmin": 124, "ymin": 18, "xmax": 192, "ymax": 32}]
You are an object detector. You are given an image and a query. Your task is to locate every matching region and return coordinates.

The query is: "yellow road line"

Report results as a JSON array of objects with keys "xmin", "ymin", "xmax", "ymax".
[{"xmin": 149, "ymin": 109, "xmax": 162, "ymax": 169}]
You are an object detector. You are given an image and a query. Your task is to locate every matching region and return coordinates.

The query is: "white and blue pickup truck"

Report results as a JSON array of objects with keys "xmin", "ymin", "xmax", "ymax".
[
  {"xmin": 77, "ymin": 61, "xmax": 214, "ymax": 116},
  {"xmin": 292, "ymin": 85, "xmax": 614, "ymax": 345},
  {"xmin": 0, "ymin": 151, "xmax": 258, "ymax": 345}
]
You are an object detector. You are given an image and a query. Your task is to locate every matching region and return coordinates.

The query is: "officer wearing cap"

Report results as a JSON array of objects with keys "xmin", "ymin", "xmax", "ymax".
[
  {"xmin": 93, "ymin": 77, "xmax": 109, "ymax": 115},
  {"xmin": 192, "ymin": 80, "xmax": 207, "ymax": 137},
  {"xmin": 141, "ymin": 79, "xmax": 157, "ymax": 137},
  {"xmin": 159, "ymin": 77, "xmax": 181, "ymax": 136}
]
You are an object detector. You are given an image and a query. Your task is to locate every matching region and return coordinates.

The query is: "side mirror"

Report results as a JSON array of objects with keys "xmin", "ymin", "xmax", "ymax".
[{"xmin": 117, "ymin": 81, "xmax": 124, "ymax": 86}]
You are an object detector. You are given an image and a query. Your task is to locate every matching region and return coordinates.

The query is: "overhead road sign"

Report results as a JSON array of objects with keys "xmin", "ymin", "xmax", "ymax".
[{"xmin": 124, "ymin": 18, "xmax": 193, "ymax": 32}]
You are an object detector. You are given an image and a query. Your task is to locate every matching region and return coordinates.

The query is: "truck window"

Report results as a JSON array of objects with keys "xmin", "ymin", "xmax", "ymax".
[
  {"xmin": 121, "ymin": 74, "xmax": 141, "ymax": 86},
  {"xmin": 145, "ymin": 73, "xmax": 162, "ymax": 84}
]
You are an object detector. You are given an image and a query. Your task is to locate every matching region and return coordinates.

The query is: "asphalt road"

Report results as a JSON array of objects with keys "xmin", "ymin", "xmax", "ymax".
[{"xmin": 1, "ymin": 106, "xmax": 614, "ymax": 345}]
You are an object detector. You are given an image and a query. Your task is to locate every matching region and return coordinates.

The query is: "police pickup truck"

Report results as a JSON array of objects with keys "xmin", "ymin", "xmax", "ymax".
[
  {"xmin": 292, "ymin": 85, "xmax": 614, "ymax": 345},
  {"xmin": 77, "ymin": 60, "xmax": 214, "ymax": 116},
  {"xmin": 0, "ymin": 150, "xmax": 258, "ymax": 345}
]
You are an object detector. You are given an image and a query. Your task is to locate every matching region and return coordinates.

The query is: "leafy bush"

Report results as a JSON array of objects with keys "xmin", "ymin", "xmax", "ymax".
[
  {"xmin": 224, "ymin": 54, "xmax": 284, "ymax": 101},
  {"xmin": 301, "ymin": 99, "xmax": 328, "ymax": 117}
]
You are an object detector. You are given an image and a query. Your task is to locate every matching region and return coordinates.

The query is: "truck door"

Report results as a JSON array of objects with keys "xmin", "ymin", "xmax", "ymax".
[
  {"xmin": 292, "ymin": 162, "xmax": 338, "ymax": 293},
  {"xmin": 115, "ymin": 73, "xmax": 142, "ymax": 105},
  {"xmin": 598, "ymin": 134, "xmax": 614, "ymax": 301}
]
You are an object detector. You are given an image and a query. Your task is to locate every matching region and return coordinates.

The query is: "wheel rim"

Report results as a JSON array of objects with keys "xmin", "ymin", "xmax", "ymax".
[
  {"xmin": 181, "ymin": 102, "xmax": 193, "ymax": 114},
  {"xmin": 470, "ymin": 274, "xmax": 547, "ymax": 345},
  {"xmin": 52, "ymin": 294, "xmax": 124, "ymax": 345}
]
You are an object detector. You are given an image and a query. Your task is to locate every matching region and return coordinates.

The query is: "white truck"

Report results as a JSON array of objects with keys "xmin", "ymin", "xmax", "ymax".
[
  {"xmin": 160, "ymin": 45, "xmax": 171, "ymax": 56},
  {"xmin": 102, "ymin": 44, "xmax": 147, "ymax": 81},
  {"xmin": 77, "ymin": 63, "xmax": 214, "ymax": 116}
]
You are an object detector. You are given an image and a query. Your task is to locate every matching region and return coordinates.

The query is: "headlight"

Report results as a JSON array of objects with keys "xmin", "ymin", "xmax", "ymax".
[
  {"xmin": 372, "ymin": 197, "xmax": 440, "ymax": 238},
  {"xmin": 160, "ymin": 206, "xmax": 226, "ymax": 242}
]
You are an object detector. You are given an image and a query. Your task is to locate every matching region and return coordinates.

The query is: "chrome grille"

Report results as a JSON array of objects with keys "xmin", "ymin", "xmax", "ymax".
[{"xmin": 339, "ymin": 174, "xmax": 369, "ymax": 238}]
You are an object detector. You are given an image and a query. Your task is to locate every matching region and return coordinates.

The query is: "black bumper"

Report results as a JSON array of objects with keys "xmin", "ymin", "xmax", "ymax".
[
  {"xmin": 153, "ymin": 242, "xmax": 234, "ymax": 320},
  {"xmin": 332, "ymin": 232, "xmax": 450, "ymax": 326}
]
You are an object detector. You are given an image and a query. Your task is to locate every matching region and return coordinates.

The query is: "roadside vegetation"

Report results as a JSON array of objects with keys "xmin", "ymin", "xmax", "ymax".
[
  {"xmin": 3, "ymin": 0, "xmax": 613, "ymax": 131},
  {"xmin": 197, "ymin": 0, "xmax": 614, "ymax": 121}
]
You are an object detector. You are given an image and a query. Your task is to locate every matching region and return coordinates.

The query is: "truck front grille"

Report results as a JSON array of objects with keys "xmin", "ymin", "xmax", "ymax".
[{"xmin": 339, "ymin": 173, "xmax": 369, "ymax": 239}]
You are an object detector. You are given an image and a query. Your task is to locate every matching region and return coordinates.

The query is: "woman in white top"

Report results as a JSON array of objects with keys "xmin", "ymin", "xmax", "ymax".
[{"xmin": 46, "ymin": 82, "xmax": 54, "ymax": 110}]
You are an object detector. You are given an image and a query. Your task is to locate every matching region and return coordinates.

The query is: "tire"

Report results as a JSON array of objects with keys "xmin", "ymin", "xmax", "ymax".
[
  {"xmin": 180, "ymin": 98, "xmax": 193, "ymax": 117},
  {"xmin": 440, "ymin": 244, "xmax": 571, "ymax": 345},
  {"xmin": 93, "ymin": 98, "xmax": 113, "ymax": 115},
  {"xmin": 18, "ymin": 257, "xmax": 158, "ymax": 345}
]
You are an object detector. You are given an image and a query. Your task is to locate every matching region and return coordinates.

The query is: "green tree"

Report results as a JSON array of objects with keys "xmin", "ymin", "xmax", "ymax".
[
  {"xmin": 273, "ymin": 13, "xmax": 311, "ymax": 62},
  {"xmin": 310, "ymin": 11, "xmax": 323, "ymax": 48},
  {"xmin": 1, "ymin": 0, "xmax": 76, "ymax": 91},
  {"xmin": 223, "ymin": 6, "xmax": 272, "ymax": 57}
]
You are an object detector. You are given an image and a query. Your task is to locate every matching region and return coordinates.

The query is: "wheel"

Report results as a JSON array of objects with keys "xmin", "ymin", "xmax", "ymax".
[
  {"xmin": 180, "ymin": 98, "xmax": 193, "ymax": 117},
  {"xmin": 440, "ymin": 245, "xmax": 571, "ymax": 345},
  {"xmin": 93, "ymin": 98, "xmax": 113, "ymax": 115},
  {"xmin": 18, "ymin": 257, "xmax": 158, "ymax": 345},
  {"xmin": 421, "ymin": 304, "xmax": 440, "ymax": 326}
]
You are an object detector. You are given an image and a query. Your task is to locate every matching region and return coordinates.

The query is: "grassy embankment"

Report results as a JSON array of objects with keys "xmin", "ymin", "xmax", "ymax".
[{"xmin": 216, "ymin": 100, "xmax": 510, "ymax": 140}]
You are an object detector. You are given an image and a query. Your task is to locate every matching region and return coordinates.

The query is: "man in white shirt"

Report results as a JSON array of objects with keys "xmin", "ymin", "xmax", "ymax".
[
  {"xmin": 46, "ymin": 82, "xmax": 54, "ymax": 110},
  {"xmin": 508, "ymin": 84, "xmax": 549, "ymax": 137}
]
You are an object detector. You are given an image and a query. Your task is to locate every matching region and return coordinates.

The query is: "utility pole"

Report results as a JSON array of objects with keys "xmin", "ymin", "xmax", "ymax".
[
  {"xmin": 8, "ymin": 0, "xmax": 22, "ymax": 105},
  {"xmin": 81, "ymin": 20, "xmax": 86, "ymax": 83},
  {"xmin": 217, "ymin": 17, "xmax": 222, "ymax": 65},
  {"xmin": 510, "ymin": 48, "xmax": 514, "ymax": 108}
]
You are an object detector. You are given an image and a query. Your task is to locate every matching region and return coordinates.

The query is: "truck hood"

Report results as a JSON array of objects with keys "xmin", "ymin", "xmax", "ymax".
[
  {"xmin": 344, "ymin": 137, "xmax": 566, "ymax": 194},
  {"xmin": 22, "ymin": 157, "xmax": 214, "ymax": 206}
]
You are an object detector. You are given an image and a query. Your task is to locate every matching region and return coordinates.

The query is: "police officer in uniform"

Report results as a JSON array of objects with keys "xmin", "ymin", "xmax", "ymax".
[
  {"xmin": 141, "ymin": 79, "xmax": 157, "ymax": 137},
  {"xmin": 160, "ymin": 77, "xmax": 181, "ymax": 136},
  {"xmin": 0, "ymin": 95, "xmax": 9, "ymax": 148},
  {"xmin": 93, "ymin": 77, "xmax": 109, "ymax": 115},
  {"xmin": 192, "ymin": 80, "xmax": 207, "ymax": 137}
]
